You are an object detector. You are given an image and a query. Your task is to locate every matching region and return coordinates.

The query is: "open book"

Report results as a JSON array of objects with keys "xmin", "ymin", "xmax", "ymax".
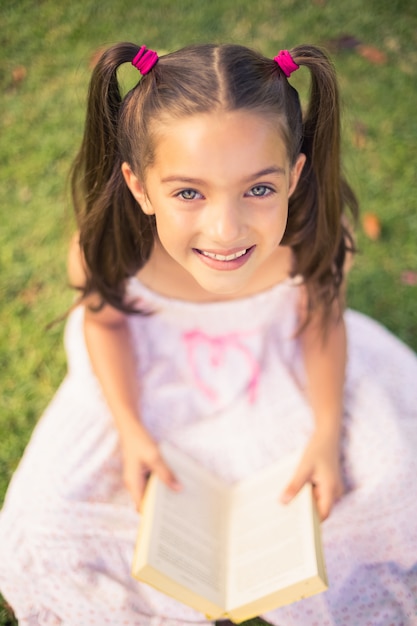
[{"xmin": 132, "ymin": 443, "xmax": 328, "ymax": 623}]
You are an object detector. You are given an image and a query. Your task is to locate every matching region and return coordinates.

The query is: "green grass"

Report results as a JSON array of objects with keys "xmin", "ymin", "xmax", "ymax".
[{"xmin": 0, "ymin": 0, "xmax": 416, "ymax": 623}]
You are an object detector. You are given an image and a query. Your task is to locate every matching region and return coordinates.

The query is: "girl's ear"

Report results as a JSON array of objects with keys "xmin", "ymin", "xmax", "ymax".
[
  {"xmin": 121, "ymin": 162, "xmax": 155, "ymax": 215},
  {"xmin": 288, "ymin": 153, "xmax": 306, "ymax": 198}
]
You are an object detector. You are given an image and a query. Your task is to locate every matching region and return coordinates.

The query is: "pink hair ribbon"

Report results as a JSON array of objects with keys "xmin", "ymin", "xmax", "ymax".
[
  {"xmin": 273, "ymin": 50, "xmax": 299, "ymax": 77},
  {"xmin": 132, "ymin": 45, "xmax": 159, "ymax": 75}
]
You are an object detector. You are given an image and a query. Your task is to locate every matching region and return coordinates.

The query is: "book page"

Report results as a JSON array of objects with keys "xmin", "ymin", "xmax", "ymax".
[
  {"xmin": 146, "ymin": 443, "xmax": 229, "ymax": 607},
  {"xmin": 226, "ymin": 457, "xmax": 318, "ymax": 609}
]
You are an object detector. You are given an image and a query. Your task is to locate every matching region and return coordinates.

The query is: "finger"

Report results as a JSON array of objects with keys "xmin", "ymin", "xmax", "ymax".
[
  {"xmin": 314, "ymin": 477, "xmax": 343, "ymax": 521},
  {"xmin": 315, "ymin": 485, "xmax": 333, "ymax": 521},
  {"xmin": 280, "ymin": 463, "xmax": 311, "ymax": 504},
  {"xmin": 126, "ymin": 470, "xmax": 150, "ymax": 512},
  {"xmin": 153, "ymin": 457, "xmax": 182, "ymax": 492}
]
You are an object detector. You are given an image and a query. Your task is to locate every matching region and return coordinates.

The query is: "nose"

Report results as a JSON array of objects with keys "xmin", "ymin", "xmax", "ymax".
[{"xmin": 204, "ymin": 199, "xmax": 246, "ymax": 244}]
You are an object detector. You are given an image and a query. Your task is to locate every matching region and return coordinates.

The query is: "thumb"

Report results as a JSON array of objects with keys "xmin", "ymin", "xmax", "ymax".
[{"xmin": 280, "ymin": 463, "xmax": 310, "ymax": 504}]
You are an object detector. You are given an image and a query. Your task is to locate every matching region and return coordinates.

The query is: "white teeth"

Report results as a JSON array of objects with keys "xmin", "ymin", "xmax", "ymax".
[{"xmin": 200, "ymin": 249, "xmax": 248, "ymax": 261}]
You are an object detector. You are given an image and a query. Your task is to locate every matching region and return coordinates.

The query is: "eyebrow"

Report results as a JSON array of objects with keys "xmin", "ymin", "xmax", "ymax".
[
  {"xmin": 244, "ymin": 166, "xmax": 286, "ymax": 180},
  {"xmin": 160, "ymin": 166, "xmax": 286, "ymax": 185}
]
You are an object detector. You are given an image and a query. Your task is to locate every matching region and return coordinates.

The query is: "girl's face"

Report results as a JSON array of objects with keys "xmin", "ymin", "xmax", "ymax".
[{"xmin": 123, "ymin": 110, "xmax": 305, "ymax": 300}]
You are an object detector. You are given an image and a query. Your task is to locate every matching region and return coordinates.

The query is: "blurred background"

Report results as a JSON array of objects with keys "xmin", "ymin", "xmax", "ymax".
[{"xmin": 0, "ymin": 1, "xmax": 416, "ymax": 607}]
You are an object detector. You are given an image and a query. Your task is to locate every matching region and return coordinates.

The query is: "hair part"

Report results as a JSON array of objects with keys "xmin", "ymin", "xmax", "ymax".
[{"xmin": 71, "ymin": 41, "xmax": 358, "ymax": 323}]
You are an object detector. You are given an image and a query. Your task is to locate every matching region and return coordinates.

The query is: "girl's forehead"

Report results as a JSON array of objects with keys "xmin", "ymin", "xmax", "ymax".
[
  {"xmin": 150, "ymin": 110, "xmax": 289, "ymax": 164},
  {"xmin": 154, "ymin": 108, "xmax": 283, "ymax": 138},
  {"xmin": 146, "ymin": 110, "xmax": 291, "ymax": 184}
]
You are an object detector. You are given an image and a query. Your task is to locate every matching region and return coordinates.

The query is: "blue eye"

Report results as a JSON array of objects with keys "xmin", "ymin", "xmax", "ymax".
[
  {"xmin": 178, "ymin": 189, "xmax": 201, "ymax": 200},
  {"xmin": 248, "ymin": 185, "xmax": 273, "ymax": 197}
]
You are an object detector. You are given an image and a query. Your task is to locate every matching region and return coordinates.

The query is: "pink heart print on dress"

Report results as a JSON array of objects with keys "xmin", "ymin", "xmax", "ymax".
[{"xmin": 183, "ymin": 330, "xmax": 261, "ymax": 405}]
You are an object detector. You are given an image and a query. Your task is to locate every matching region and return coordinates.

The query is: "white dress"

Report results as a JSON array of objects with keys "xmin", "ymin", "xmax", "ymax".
[{"xmin": 1, "ymin": 276, "xmax": 416, "ymax": 626}]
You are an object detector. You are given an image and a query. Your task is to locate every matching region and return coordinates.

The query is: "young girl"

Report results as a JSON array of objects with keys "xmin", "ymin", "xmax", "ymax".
[{"xmin": 0, "ymin": 41, "xmax": 416, "ymax": 626}]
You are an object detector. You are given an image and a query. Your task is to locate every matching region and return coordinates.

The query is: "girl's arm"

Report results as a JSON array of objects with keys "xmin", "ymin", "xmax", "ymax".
[
  {"xmin": 281, "ymin": 292, "xmax": 346, "ymax": 520},
  {"xmin": 68, "ymin": 234, "xmax": 180, "ymax": 509}
]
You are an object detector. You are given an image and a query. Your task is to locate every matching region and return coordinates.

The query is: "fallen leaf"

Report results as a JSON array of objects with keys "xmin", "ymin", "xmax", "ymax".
[
  {"xmin": 401, "ymin": 271, "xmax": 417, "ymax": 286},
  {"xmin": 362, "ymin": 213, "xmax": 381, "ymax": 240},
  {"xmin": 12, "ymin": 65, "xmax": 27, "ymax": 85},
  {"xmin": 357, "ymin": 44, "xmax": 387, "ymax": 65}
]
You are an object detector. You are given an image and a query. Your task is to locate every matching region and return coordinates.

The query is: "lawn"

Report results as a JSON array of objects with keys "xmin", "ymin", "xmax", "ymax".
[{"xmin": 0, "ymin": 0, "xmax": 416, "ymax": 623}]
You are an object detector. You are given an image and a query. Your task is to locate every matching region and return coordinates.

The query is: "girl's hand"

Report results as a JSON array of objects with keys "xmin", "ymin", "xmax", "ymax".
[
  {"xmin": 119, "ymin": 422, "xmax": 181, "ymax": 510},
  {"xmin": 280, "ymin": 429, "xmax": 344, "ymax": 520}
]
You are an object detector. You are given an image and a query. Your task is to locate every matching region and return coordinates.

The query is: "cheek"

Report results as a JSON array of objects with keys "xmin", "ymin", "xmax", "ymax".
[
  {"xmin": 267, "ymin": 204, "xmax": 289, "ymax": 239},
  {"xmin": 155, "ymin": 207, "xmax": 186, "ymax": 233},
  {"xmin": 153, "ymin": 210, "xmax": 189, "ymax": 252}
]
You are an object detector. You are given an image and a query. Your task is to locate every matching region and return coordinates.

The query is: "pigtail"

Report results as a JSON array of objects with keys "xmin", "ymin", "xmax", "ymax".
[
  {"xmin": 71, "ymin": 42, "xmax": 153, "ymax": 309},
  {"xmin": 282, "ymin": 45, "xmax": 358, "ymax": 320}
]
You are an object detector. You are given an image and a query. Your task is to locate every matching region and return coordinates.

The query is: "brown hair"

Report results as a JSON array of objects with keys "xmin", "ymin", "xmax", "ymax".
[{"xmin": 71, "ymin": 42, "xmax": 358, "ymax": 320}]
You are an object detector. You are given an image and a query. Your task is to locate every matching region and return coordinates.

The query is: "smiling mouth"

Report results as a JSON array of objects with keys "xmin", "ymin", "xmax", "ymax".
[{"xmin": 196, "ymin": 247, "xmax": 253, "ymax": 261}]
